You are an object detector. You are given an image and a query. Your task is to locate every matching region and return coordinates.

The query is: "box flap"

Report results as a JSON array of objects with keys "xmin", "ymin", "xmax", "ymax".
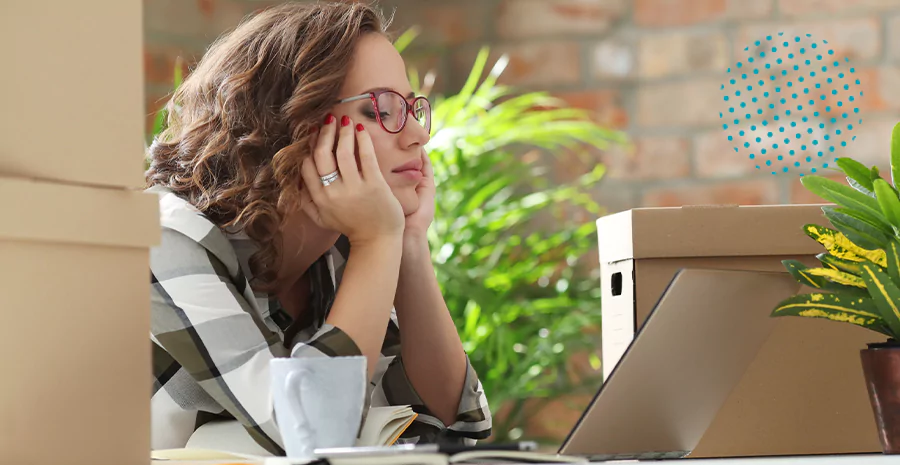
[
  {"xmin": 561, "ymin": 268, "xmax": 801, "ymax": 458},
  {"xmin": 596, "ymin": 204, "xmax": 833, "ymax": 262},
  {"xmin": 0, "ymin": 177, "xmax": 159, "ymax": 248}
]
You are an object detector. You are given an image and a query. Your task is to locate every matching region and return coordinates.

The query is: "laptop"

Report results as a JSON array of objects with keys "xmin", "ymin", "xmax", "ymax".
[{"xmin": 558, "ymin": 268, "xmax": 801, "ymax": 461}]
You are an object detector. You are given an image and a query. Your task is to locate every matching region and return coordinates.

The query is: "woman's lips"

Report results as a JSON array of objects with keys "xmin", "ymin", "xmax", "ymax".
[
  {"xmin": 392, "ymin": 158, "xmax": 424, "ymax": 182},
  {"xmin": 395, "ymin": 169, "xmax": 423, "ymax": 182}
]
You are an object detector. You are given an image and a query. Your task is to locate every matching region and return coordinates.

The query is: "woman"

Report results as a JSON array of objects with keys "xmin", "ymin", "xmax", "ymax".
[{"xmin": 146, "ymin": 2, "xmax": 492, "ymax": 455}]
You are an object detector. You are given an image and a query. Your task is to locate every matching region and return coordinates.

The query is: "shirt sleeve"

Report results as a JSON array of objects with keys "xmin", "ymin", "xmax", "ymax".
[
  {"xmin": 150, "ymin": 227, "xmax": 362, "ymax": 455},
  {"xmin": 376, "ymin": 316, "xmax": 493, "ymax": 445}
]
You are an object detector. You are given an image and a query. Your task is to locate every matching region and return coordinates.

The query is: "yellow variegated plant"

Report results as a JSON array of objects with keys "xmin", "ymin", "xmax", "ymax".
[{"xmin": 771, "ymin": 123, "xmax": 900, "ymax": 342}]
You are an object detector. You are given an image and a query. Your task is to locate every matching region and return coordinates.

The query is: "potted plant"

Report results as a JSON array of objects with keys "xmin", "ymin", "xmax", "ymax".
[{"xmin": 771, "ymin": 122, "xmax": 900, "ymax": 454}]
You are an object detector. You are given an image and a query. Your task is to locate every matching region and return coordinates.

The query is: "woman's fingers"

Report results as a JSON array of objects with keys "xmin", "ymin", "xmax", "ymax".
[
  {"xmin": 300, "ymin": 156, "xmax": 327, "ymax": 205},
  {"xmin": 299, "ymin": 185, "xmax": 324, "ymax": 228},
  {"xmin": 354, "ymin": 122, "xmax": 383, "ymax": 180},
  {"xmin": 313, "ymin": 114, "xmax": 338, "ymax": 178},
  {"xmin": 335, "ymin": 116, "xmax": 360, "ymax": 184}
]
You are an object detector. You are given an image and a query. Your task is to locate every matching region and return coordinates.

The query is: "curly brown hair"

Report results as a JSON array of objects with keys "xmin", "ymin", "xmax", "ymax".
[{"xmin": 146, "ymin": 2, "xmax": 389, "ymax": 291}]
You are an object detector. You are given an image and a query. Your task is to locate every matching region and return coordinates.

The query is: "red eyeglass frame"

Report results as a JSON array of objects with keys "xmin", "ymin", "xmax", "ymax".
[{"xmin": 336, "ymin": 89, "xmax": 431, "ymax": 134}]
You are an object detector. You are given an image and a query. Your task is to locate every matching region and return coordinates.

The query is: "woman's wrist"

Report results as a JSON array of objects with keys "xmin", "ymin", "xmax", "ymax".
[{"xmin": 401, "ymin": 233, "xmax": 430, "ymax": 261}]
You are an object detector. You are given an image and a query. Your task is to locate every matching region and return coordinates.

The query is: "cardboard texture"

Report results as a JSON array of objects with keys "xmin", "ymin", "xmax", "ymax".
[
  {"xmin": 561, "ymin": 269, "xmax": 801, "ymax": 460},
  {"xmin": 0, "ymin": 177, "xmax": 160, "ymax": 465},
  {"xmin": 0, "ymin": 0, "xmax": 146, "ymax": 189},
  {"xmin": 596, "ymin": 204, "xmax": 883, "ymax": 458}
]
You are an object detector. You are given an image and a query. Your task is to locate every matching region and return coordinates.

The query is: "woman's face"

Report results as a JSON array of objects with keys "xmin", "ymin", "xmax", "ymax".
[{"xmin": 330, "ymin": 33, "xmax": 431, "ymax": 216}]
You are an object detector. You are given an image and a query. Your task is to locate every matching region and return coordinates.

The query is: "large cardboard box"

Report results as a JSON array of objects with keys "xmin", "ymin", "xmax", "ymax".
[
  {"xmin": 597, "ymin": 204, "xmax": 882, "ymax": 457},
  {"xmin": 0, "ymin": 0, "xmax": 146, "ymax": 189},
  {"xmin": 0, "ymin": 177, "xmax": 159, "ymax": 465}
]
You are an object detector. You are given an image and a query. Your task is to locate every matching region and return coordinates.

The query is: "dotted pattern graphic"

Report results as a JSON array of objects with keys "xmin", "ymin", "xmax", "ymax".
[{"xmin": 719, "ymin": 33, "xmax": 864, "ymax": 176}]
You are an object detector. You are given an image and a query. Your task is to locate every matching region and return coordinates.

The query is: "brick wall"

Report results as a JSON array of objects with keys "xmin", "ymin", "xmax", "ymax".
[{"xmin": 145, "ymin": 0, "xmax": 900, "ymax": 213}]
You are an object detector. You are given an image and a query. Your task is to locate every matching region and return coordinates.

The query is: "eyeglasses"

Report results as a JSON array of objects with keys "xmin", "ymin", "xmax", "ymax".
[{"xmin": 336, "ymin": 89, "xmax": 431, "ymax": 134}]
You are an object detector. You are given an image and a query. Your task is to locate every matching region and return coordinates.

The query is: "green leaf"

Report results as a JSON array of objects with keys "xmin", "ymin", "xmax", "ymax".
[
  {"xmin": 887, "ymin": 240, "xmax": 900, "ymax": 286},
  {"xmin": 804, "ymin": 267, "xmax": 866, "ymax": 288},
  {"xmin": 874, "ymin": 178, "xmax": 900, "ymax": 229},
  {"xmin": 803, "ymin": 224, "xmax": 888, "ymax": 266},
  {"xmin": 817, "ymin": 253, "xmax": 864, "ymax": 276},
  {"xmin": 801, "ymin": 175, "xmax": 889, "ymax": 226},
  {"xmin": 392, "ymin": 27, "xmax": 421, "ymax": 54},
  {"xmin": 771, "ymin": 293, "xmax": 893, "ymax": 337},
  {"xmin": 822, "ymin": 206, "xmax": 890, "ymax": 250},
  {"xmin": 892, "ymin": 122, "xmax": 900, "ymax": 188},
  {"xmin": 173, "ymin": 56, "xmax": 184, "ymax": 90},
  {"xmin": 823, "ymin": 206, "xmax": 894, "ymax": 236},
  {"xmin": 781, "ymin": 259, "xmax": 870, "ymax": 298},
  {"xmin": 837, "ymin": 157, "xmax": 875, "ymax": 193},
  {"xmin": 859, "ymin": 262, "xmax": 900, "ymax": 338},
  {"xmin": 847, "ymin": 178, "xmax": 876, "ymax": 198},
  {"xmin": 151, "ymin": 107, "xmax": 168, "ymax": 140}
]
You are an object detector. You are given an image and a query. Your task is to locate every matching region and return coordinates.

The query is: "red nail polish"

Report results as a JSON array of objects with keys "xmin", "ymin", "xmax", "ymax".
[
  {"xmin": 356, "ymin": 123, "xmax": 364, "ymax": 132},
  {"xmin": 324, "ymin": 114, "xmax": 334, "ymax": 124},
  {"xmin": 341, "ymin": 115, "xmax": 350, "ymax": 127}
]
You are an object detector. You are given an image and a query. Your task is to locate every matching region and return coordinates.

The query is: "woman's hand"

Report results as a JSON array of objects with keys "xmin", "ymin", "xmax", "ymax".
[
  {"xmin": 300, "ymin": 115, "xmax": 405, "ymax": 246},
  {"xmin": 402, "ymin": 152, "xmax": 436, "ymax": 243}
]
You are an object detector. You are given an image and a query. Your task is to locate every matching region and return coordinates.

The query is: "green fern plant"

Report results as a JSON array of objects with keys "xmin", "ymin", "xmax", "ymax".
[{"xmin": 771, "ymin": 123, "xmax": 900, "ymax": 343}]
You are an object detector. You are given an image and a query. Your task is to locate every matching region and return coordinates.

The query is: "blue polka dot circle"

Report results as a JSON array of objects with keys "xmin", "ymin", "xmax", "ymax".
[{"xmin": 719, "ymin": 32, "xmax": 865, "ymax": 176}]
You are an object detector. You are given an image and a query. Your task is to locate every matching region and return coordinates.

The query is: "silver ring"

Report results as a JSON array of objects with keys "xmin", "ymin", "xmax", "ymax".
[{"xmin": 320, "ymin": 170, "xmax": 339, "ymax": 186}]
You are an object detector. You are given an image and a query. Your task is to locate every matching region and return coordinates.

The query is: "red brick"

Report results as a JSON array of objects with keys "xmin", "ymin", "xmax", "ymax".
[
  {"xmin": 694, "ymin": 130, "xmax": 763, "ymax": 177},
  {"xmin": 635, "ymin": 0, "xmax": 726, "ymax": 26},
  {"xmin": 779, "ymin": 0, "xmax": 900, "ymax": 16},
  {"xmin": 593, "ymin": 181, "xmax": 638, "ymax": 213},
  {"xmin": 452, "ymin": 42, "xmax": 582, "ymax": 89},
  {"xmin": 388, "ymin": 1, "xmax": 488, "ymax": 47},
  {"xmin": 144, "ymin": 0, "xmax": 216, "ymax": 40},
  {"xmin": 841, "ymin": 66, "xmax": 900, "ymax": 113},
  {"xmin": 591, "ymin": 34, "xmax": 636, "ymax": 79},
  {"xmin": 601, "ymin": 136, "xmax": 691, "ymax": 180},
  {"xmin": 553, "ymin": 90, "xmax": 629, "ymax": 128},
  {"xmin": 495, "ymin": 0, "xmax": 627, "ymax": 39},
  {"xmin": 635, "ymin": 78, "xmax": 723, "ymax": 128},
  {"xmin": 641, "ymin": 178, "xmax": 781, "ymax": 207},
  {"xmin": 727, "ymin": 0, "xmax": 775, "ymax": 18},
  {"xmin": 889, "ymin": 15, "xmax": 900, "ymax": 61},
  {"xmin": 790, "ymin": 173, "xmax": 846, "ymax": 204},
  {"xmin": 736, "ymin": 18, "xmax": 882, "ymax": 63},
  {"xmin": 637, "ymin": 30, "xmax": 728, "ymax": 79}
]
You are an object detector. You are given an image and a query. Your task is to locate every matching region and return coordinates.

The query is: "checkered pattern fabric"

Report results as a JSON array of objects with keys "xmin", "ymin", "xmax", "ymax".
[{"xmin": 148, "ymin": 186, "xmax": 492, "ymax": 455}]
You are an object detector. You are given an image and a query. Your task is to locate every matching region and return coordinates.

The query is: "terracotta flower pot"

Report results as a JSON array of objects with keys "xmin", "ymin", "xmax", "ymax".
[{"xmin": 860, "ymin": 340, "xmax": 900, "ymax": 454}]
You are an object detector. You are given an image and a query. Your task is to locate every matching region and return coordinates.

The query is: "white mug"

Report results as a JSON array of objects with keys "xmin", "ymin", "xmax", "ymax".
[{"xmin": 270, "ymin": 356, "xmax": 367, "ymax": 458}]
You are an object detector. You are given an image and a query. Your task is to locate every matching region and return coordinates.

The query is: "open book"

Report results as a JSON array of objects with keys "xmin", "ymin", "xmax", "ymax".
[
  {"xmin": 154, "ymin": 405, "xmax": 418, "ymax": 460},
  {"xmin": 358, "ymin": 405, "xmax": 418, "ymax": 447}
]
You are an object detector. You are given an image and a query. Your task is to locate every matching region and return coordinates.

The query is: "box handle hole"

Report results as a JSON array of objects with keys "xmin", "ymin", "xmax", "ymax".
[{"xmin": 611, "ymin": 272, "xmax": 623, "ymax": 297}]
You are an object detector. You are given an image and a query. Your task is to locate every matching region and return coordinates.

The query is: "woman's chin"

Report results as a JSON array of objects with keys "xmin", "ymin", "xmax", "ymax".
[{"xmin": 394, "ymin": 189, "xmax": 420, "ymax": 216}]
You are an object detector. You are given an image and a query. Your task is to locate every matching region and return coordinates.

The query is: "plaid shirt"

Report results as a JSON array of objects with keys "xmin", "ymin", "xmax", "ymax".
[{"xmin": 148, "ymin": 187, "xmax": 492, "ymax": 455}]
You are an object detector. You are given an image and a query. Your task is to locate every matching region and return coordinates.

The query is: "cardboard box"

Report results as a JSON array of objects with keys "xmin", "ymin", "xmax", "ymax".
[
  {"xmin": 0, "ymin": 0, "xmax": 146, "ymax": 189},
  {"xmin": 597, "ymin": 204, "xmax": 882, "ymax": 457},
  {"xmin": 0, "ymin": 177, "xmax": 160, "ymax": 465}
]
